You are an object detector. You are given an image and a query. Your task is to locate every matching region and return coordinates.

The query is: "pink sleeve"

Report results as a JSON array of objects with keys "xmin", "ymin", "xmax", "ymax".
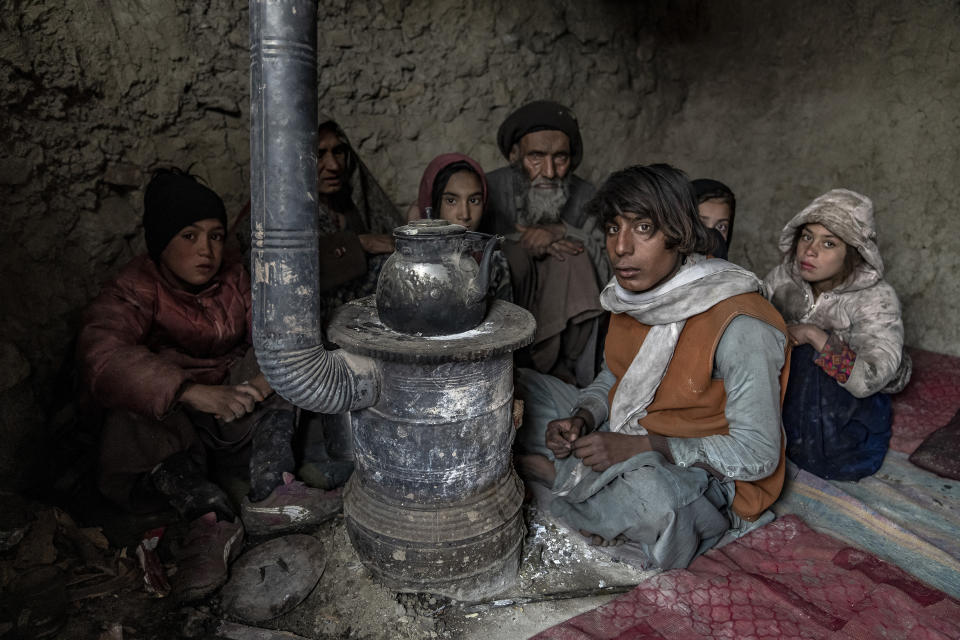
[
  {"xmin": 813, "ymin": 333, "xmax": 857, "ymax": 383},
  {"xmin": 77, "ymin": 280, "xmax": 190, "ymax": 419}
]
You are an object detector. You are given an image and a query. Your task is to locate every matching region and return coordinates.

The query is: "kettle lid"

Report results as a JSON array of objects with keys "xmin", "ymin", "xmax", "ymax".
[{"xmin": 393, "ymin": 219, "xmax": 466, "ymax": 237}]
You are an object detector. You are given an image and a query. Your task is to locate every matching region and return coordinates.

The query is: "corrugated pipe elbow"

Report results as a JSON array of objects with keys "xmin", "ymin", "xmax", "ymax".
[{"xmin": 257, "ymin": 345, "xmax": 379, "ymax": 414}]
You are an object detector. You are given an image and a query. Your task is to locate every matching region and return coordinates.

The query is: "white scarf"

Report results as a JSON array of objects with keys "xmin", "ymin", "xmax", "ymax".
[{"xmin": 552, "ymin": 255, "xmax": 763, "ymax": 496}]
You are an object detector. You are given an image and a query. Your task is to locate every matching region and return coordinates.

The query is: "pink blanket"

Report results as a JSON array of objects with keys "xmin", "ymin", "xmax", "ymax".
[
  {"xmin": 533, "ymin": 515, "xmax": 960, "ymax": 640},
  {"xmin": 890, "ymin": 347, "xmax": 960, "ymax": 454}
]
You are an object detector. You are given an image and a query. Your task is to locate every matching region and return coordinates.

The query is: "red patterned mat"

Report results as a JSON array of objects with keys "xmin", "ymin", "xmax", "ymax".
[
  {"xmin": 532, "ymin": 515, "xmax": 960, "ymax": 640},
  {"xmin": 890, "ymin": 347, "xmax": 960, "ymax": 454}
]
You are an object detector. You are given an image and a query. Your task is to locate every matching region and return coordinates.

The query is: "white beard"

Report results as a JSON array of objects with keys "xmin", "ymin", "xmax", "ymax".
[{"xmin": 518, "ymin": 175, "xmax": 570, "ymax": 226}]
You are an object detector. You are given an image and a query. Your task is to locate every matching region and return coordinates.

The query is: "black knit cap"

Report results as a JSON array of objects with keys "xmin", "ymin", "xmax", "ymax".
[
  {"xmin": 496, "ymin": 100, "xmax": 584, "ymax": 171},
  {"xmin": 143, "ymin": 168, "xmax": 227, "ymax": 261}
]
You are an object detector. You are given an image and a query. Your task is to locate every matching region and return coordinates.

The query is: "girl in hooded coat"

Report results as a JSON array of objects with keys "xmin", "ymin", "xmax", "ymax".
[{"xmin": 764, "ymin": 189, "xmax": 911, "ymax": 480}]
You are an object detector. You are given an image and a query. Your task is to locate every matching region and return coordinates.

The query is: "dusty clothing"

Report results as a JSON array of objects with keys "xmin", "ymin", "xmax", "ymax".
[
  {"xmin": 484, "ymin": 166, "xmax": 608, "ymax": 385},
  {"xmin": 504, "ymin": 244, "xmax": 603, "ymax": 385},
  {"xmin": 517, "ymin": 258, "xmax": 789, "ymax": 569},
  {"xmin": 483, "ymin": 167, "xmax": 610, "ymax": 284},
  {"xmin": 782, "ymin": 344, "xmax": 892, "ymax": 480},
  {"xmin": 763, "ymin": 188, "xmax": 911, "ymax": 397},
  {"xmin": 515, "ymin": 369, "xmax": 732, "ymax": 570},
  {"xmin": 78, "ymin": 256, "xmax": 286, "ymax": 510},
  {"xmin": 517, "ymin": 314, "xmax": 786, "ymax": 569},
  {"xmin": 603, "ymin": 294, "xmax": 789, "ymax": 520},
  {"xmin": 763, "ymin": 189, "xmax": 909, "ymax": 480},
  {"xmin": 98, "ymin": 390, "xmax": 265, "ymax": 511},
  {"xmin": 78, "ymin": 255, "xmax": 251, "ymax": 419}
]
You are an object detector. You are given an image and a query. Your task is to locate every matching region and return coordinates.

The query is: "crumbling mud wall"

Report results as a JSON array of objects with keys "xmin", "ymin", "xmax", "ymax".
[
  {"xmin": 316, "ymin": 0, "xmax": 666, "ymax": 194},
  {"xmin": 632, "ymin": 0, "xmax": 960, "ymax": 357},
  {"xmin": 1, "ymin": 0, "xmax": 957, "ymax": 489},
  {"xmin": 0, "ymin": 0, "xmax": 252, "ymax": 489}
]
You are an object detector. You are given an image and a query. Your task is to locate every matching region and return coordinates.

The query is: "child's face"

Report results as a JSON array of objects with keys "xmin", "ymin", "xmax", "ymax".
[
  {"xmin": 795, "ymin": 223, "xmax": 847, "ymax": 290},
  {"xmin": 605, "ymin": 211, "xmax": 681, "ymax": 293},
  {"xmin": 697, "ymin": 199, "xmax": 732, "ymax": 242},
  {"xmin": 438, "ymin": 170, "xmax": 484, "ymax": 231},
  {"xmin": 159, "ymin": 218, "xmax": 225, "ymax": 290}
]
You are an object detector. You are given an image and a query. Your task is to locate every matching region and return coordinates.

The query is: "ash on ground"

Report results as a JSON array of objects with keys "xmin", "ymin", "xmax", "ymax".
[{"xmin": 2, "ymin": 485, "xmax": 655, "ymax": 640}]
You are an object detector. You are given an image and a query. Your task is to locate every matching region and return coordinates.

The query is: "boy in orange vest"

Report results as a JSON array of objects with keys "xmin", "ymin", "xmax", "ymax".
[{"xmin": 516, "ymin": 164, "xmax": 789, "ymax": 570}]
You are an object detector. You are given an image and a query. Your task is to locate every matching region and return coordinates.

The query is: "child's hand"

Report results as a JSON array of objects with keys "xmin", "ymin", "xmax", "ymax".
[
  {"xmin": 180, "ymin": 382, "xmax": 264, "ymax": 422},
  {"xmin": 245, "ymin": 374, "xmax": 274, "ymax": 400},
  {"xmin": 545, "ymin": 416, "xmax": 586, "ymax": 459},
  {"xmin": 572, "ymin": 432, "xmax": 652, "ymax": 472},
  {"xmin": 358, "ymin": 233, "xmax": 395, "ymax": 255},
  {"xmin": 787, "ymin": 323, "xmax": 829, "ymax": 352}
]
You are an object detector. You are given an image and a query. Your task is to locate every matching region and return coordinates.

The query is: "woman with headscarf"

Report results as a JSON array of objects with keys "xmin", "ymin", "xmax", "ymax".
[
  {"xmin": 409, "ymin": 153, "xmax": 512, "ymax": 301},
  {"xmin": 230, "ymin": 119, "xmax": 404, "ymax": 322},
  {"xmin": 312, "ymin": 119, "xmax": 405, "ymax": 317},
  {"xmin": 228, "ymin": 121, "xmax": 404, "ymax": 491},
  {"xmin": 763, "ymin": 189, "xmax": 911, "ymax": 480}
]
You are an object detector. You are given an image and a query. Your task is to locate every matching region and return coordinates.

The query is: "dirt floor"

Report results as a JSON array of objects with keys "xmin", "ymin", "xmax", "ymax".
[{"xmin": 1, "ymin": 483, "xmax": 654, "ymax": 640}]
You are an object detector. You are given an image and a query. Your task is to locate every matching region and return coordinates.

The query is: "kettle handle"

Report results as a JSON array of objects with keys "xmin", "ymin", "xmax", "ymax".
[{"xmin": 465, "ymin": 231, "xmax": 502, "ymax": 303}]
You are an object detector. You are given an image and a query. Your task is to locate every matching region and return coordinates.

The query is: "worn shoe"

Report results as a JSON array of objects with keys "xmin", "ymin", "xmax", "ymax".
[
  {"xmin": 170, "ymin": 512, "xmax": 244, "ymax": 602},
  {"xmin": 240, "ymin": 472, "xmax": 342, "ymax": 536},
  {"xmin": 248, "ymin": 409, "xmax": 297, "ymax": 502},
  {"xmin": 298, "ymin": 459, "xmax": 354, "ymax": 490},
  {"xmin": 151, "ymin": 452, "xmax": 236, "ymax": 522}
]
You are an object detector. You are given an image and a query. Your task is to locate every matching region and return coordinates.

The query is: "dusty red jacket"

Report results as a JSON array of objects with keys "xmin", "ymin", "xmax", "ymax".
[{"xmin": 78, "ymin": 255, "xmax": 251, "ymax": 419}]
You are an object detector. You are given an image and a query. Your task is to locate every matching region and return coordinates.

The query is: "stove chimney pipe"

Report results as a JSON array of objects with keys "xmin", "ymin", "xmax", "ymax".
[
  {"xmin": 248, "ymin": 0, "xmax": 534, "ymax": 601},
  {"xmin": 249, "ymin": 0, "xmax": 378, "ymax": 412}
]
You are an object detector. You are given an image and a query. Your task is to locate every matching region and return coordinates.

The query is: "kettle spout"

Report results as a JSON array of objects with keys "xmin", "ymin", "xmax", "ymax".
[{"xmin": 466, "ymin": 232, "xmax": 502, "ymax": 303}]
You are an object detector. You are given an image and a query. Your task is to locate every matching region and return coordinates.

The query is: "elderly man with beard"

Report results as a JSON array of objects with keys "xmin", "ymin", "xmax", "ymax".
[{"xmin": 482, "ymin": 101, "xmax": 609, "ymax": 387}]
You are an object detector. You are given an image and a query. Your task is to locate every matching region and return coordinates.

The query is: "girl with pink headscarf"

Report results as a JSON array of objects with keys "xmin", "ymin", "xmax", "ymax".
[{"xmin": 409, "ymin": 153, "xmax": 511, "ymax": 301}]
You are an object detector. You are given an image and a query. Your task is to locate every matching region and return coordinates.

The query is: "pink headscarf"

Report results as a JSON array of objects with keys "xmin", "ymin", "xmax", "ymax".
[{"xmin": 415, "ymin": 153, "xmax": 488, "ymax": 217}]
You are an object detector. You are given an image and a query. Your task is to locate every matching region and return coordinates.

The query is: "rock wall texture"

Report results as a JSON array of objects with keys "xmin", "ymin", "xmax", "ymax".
[
  {"xmin": 1, "ymin": 0, "xmax": 957, "ymax": 488},
  {"xmin": 0, "ymin": 0, "xmax": 251, "ymax": 488}
]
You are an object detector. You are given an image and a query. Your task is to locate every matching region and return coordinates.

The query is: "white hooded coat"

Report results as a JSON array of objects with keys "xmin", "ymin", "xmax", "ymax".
[{"xmin": 763, "ymin": 189, "xmax": 911, "ymax": 398}]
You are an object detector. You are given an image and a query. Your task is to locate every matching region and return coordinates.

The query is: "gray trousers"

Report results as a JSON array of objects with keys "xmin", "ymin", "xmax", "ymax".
[{"xmin": 516, "ymin": 368, "xmax": 734, "ymax": 570}]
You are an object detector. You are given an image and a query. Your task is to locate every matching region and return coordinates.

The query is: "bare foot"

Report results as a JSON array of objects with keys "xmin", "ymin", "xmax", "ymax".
[
  {"xmin": 516, "ymin": 454, "xmax": 557, "ymax": 486},
  {"xmin": 579, "ymin": 529, "xmax": 626, "ymax": 547}
]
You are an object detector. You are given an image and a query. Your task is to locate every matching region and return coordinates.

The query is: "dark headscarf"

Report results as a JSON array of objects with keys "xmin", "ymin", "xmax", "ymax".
[
  {"xmin": 496, "ymin": 100, "xmax": 583, "ymax": 171},
  {"xmin": 143, "ymin": 168, "xmax": 227, "ymax": 261},
  {"xmin": 416, "ymin": 153, "xmax": 488, "ymax": 217},
  {"xmin": 318, "ymin": 119, "xmax": 359, "ymax": 216},
  {"xmin": 692, "ymin": 178, "xmax": 736, "ymax": 247},
  {"xmin": 316, "ymin": 118, "xmax": 403, "ymax": 235}
]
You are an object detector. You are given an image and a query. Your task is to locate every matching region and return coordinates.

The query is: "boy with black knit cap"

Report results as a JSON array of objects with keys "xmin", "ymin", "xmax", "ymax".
[{"xmin": 78, "ymin": 168, "xmax": 339, "ymax": 600}]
